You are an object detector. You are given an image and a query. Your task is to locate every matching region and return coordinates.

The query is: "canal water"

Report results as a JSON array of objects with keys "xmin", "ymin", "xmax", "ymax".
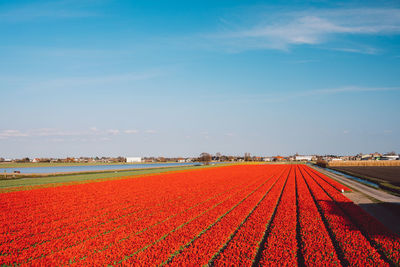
[
  {"xmin": 1, "ymin": 162, "xmax": 202, "ymax": 174},
  {"xmin": 324, "ymin": 168, "xmax": 380, "ymax": 188}
]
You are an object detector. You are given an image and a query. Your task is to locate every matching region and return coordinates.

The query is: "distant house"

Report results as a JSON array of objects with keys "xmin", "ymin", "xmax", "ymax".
[
  {"xmin": 126, "ymin": 157, "xmax": 142, "ymax": 163},
  {"xmin": 361, "ymin": 154, "xmax": 373, "ymax": 160},
  {"xmin": 295, "ymin": 155, "xmax": 313, "ymax": 161},
  {"xmin": 274, "ymin": 156, "xmax": 285, "ymax": 161}
]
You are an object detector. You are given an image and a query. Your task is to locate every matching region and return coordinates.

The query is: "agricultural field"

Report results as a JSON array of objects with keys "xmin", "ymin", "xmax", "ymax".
[
  {"xmin": 331, "ymin": 166, "xmax": 400, "ymax": 195},
  {"xmin": 328, "ymin": 160, "xmax": 400, "ymax": 167},
  {"xmin": 1, "ymin": 164, "xmax": 399, "ymax": 266},
  {"xmin": 331, "ymin": 166, "xmax": 400, "ymax": 185}
]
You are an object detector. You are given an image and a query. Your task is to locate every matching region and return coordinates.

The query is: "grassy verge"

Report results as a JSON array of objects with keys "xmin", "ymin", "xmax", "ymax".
[
  {"xmin": 0, "ymin": 161, "xmax": 175, "ymax": 168},
  {"xmin": 0, "ymin": 165, "xmax": 225, "ymax": 193}
]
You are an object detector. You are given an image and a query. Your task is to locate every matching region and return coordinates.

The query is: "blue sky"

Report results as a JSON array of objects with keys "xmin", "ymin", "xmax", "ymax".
[{"xmin": 1, "ymin": 0, "xmax": 399, "ymax": 158}]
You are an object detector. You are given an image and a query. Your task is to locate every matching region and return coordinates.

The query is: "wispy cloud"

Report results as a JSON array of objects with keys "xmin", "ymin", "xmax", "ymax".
[
  {"xmin": 0, "ymin": 130, "xmax": 29, "ymax": 139},
  {"xmin": 308, "ymin": 86, "xmax": 400, "ymax": 95},
  {"xmin": 5, "ymin": 70, "xmax": 162, "ymax": 94},
  {"xmin": 106, "ymin": 129, "xmax": 120, "ymax": 135},
  {"xmin": 210, "ymin": 7, "xmax": 400, "ymax": 52},
  {"xmin": 0, "ymin": 127, "xmax": 155, "ymax": 140},
  {"xmin": 275, "ymin": 85, "xmax": 400, "ymax": 102},
  {"xmin": 331, "ymin": 47, "xmax": 379, "ymax": 55},
  {"xmin": 124, "ymin": 129, "xmax": 139, "ymax": 134},
  {"xmin": 29, "ymin": 128, "xmax": 82, "ymax": 137},
  {"xmin": 213, "ymin": 86, "xmax": 400, "ymax": 105},
  {"xmin": 0, "ymin": 128, "xmax": 89, "ymax": 139},
  {"xmin": 26, "ymin": 72, "xmax": 159, "ymax": 91}
]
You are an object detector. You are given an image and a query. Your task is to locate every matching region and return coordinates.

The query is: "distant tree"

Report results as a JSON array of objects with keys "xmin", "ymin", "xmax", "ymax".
[
  {"xmin": 316, "ymin": 159, "xmax": 328, "ymax": 168},
  {"xmin": 116, "ymin": 157, "xmax": 126, "ymax": 162},
  {"xmin": 16, "ymin": 157, "xmax": 30, "ymax": 163},
  {"xmin": 157, "ymin": 157, "xmax": 166, "ymax": 162},
  {"xmin": 199, "ymin": 153, "xmax": 212, "ymax": 165},
  {"xmin": 244, "ymin": 153, "xmax": 251, "ymax": 162}
]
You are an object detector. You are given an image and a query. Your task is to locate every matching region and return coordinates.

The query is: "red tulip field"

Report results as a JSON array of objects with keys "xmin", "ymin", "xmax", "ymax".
[{"xmin": 1, "ymin": 164, "xmax": 399, "ymax": 266}]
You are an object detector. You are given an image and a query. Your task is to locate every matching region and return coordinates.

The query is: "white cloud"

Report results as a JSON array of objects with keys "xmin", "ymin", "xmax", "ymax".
[
  {"xmin": 331, "ymin": 47, "xmax": 379, "ymax": 55},
  {"xmin": 145, "ymin": 130, "xmax": 156, "ymax": 134},
  {"xmin": 29, "ymin": 128, "xmax": 82, "ymax": 137},
  {"xmin": 212, "ymin": 7, "xmax": 400, "ymax": 51},
  {"xmin": 0, "ymin": 130, "xmax": 29, "ymax": 138},
  {"xmin": 124, "ymin": 129, "xmax": 139, "ymax": 134},
  {"xmin": 107, "ymin": 129, "xmax": 120, "ymax": 135},
  {"xmin": 0, "ymin": 127, "xmax": 125, "ymax": 140}
]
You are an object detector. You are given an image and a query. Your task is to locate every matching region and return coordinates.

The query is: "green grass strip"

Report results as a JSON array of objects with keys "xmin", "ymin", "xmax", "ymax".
[{"xmin": 0, "ymin": 165, "xmax": 223, "ymax": 192}]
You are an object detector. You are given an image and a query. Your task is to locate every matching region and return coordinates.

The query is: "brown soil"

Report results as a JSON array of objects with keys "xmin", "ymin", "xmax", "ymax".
[{"xmin": 331, "ymin": 166, "xmax": 400, "ymax": 185}]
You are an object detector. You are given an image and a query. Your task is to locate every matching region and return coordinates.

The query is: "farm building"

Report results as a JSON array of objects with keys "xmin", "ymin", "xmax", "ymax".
[
  {"xmin": 126, "ymin": 157, "xmax": 142, "ymax": 163},
  {"xmin": 295, "ymin": 155, "xmax": 313, "ymax": 161},
  {"xmin": 381, "ymin": 155, "xmax": 399, "ymax": 160}
]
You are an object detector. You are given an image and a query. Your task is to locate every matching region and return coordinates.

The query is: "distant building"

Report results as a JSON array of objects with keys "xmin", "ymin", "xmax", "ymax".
[
  {"xmin": 126, "ymin": 157, "xmax": 142, "ymax": 163},
  {"xmin": 372, "ymin": 152, "xmax": 382, "ymax": 160},
  {"xmin": 361, "ymin": 154, "xmax": 372, "ymax": 160},
  {"xmin": 274, "ymin": 156, "xmax": 285, "ymax": 161},
  {"xmin": 295, "ymin": 155, "xmax": 313, "ymax": 161},
  {"xmin": 381, "ymin": 155, "xmax": 399, "ymax": 160}
]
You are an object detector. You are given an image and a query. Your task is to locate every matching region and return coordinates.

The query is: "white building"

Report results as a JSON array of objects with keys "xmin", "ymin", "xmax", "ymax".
[
  {"xmin": 295, "ymin": 155, "xmax": 313, "ymax": 161},
  {"xmin": 126, "ymin": 157, "xmax": 142, "ymax": 163},
  {"xmin": 382, "ymin": 155, "xmax": 399, "ymax": 160}
]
